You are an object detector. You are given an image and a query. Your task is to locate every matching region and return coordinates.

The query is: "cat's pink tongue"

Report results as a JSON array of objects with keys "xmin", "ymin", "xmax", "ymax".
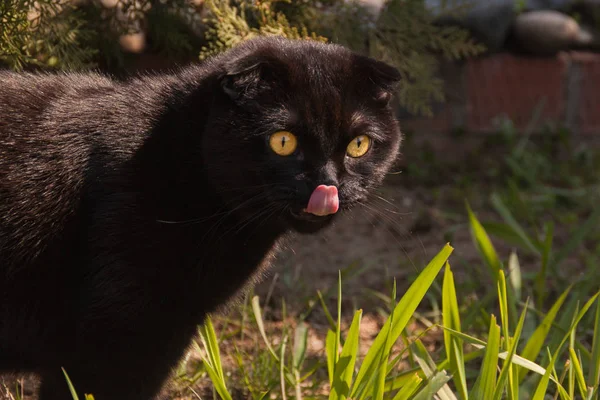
[{"xmin": 304, "ymin": 185, "xmax": 339, "ymax": 216}]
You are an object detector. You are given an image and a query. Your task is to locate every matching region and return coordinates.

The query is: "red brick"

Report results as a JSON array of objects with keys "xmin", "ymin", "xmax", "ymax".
[
  {"xmin": 465, "ymin": 53, "xmax": 567, "ymax": 133},
  {"xmin": 400, "ymin": 108, "xmax": 453, "ymax": 135},
  {"xmin": 573, "ymin": 52, "xmax": 600, "ymax": 135}
]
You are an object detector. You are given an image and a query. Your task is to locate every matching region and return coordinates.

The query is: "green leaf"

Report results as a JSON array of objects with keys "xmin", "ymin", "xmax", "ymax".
[
  {"xmin": 553, "ymin": 207, "xmax": 600, "ymax": 269},
  {"xmin": 490, "ymin": 193, "xmax": 540, "ymax": 255},
  {"xmin": 198, "ymin": 316, "xmax": 232, "ymax": 400},
  {"xmin": 391, "ymin": 373, "xmax": 423, "ymax": 400},
  {"xmin": 61, "ymin": 368, "xmax": 80, "ymax": 400},
  {"xmin": 507, "ymin": 251, "xmax": 522, "ymax": 301},
  {"xmin": 252, "ymin": 296, "xmax": 279, "ymax": 361},
  {"xmin": 335, "ymin": 271, "xmax": 342, "ymax": 367},
  {"xmin": 350, "ymin": 243, "xmax": 454, "ymax": 398},
  {"xmin": 519, "ymin": 285, "xmax": 572, "ymax": 383},
  {"xmin": 412, "ymin": 371, "xmax": 453, "ymax": 400},
  {"xmin": 442, "ymin": 262, "xmax": 468, "ymax": 400},
  {"xmin": 200, "ymin": 316, "xmax": 225, "ymax": 380},
  {"xmin": 535, "ymin": 221, "xmax": 554, "ymax": 305},
  {"xmin": 202, "ymin": 358, "xmax": 233, "ymax": 400},
  {"xmin": 411, "ymin": 340, "xmax": 457, "ymax": 400},
  {"xmin": 318, "ymin": 290, "xmax": 337, "ymax": 331},
  {"xmin": 280, "ymin": 335, "xmax": 288, "ymax": 400},
  {"xmin": 326, "ymin": 329, "xmax": 337, "ymax": 385},
  {"xmin": 498, "ymin": 270, "xmax": 510, "ymax": 346},
  {"xmin": 373, "ymin": 282, "xmax": 396, "ymax": 400},
  {"xmin": 589, "ymin": 298, "xmax": 600, "ymax": 399},
  {"xmin": 532, "ymin": 350, "xmax": 557, "ymax": 400},
  {"xmin": 492, "ymin": 299, "xmax": 528, "ymax": 400},
  {"xmin": 569, "ymin": 347, "xmax": 588, "ymax": 399},
  {"xmin": 470, "ymin": 315, "xmax": 500, "ymax": 400},
  {"xmin": 467, "ymin": 203, "xmax": 502, "ymax": 281},
  {"xmin": 329, "ymin": 309, "xmax": 362, "ymax": 400},
  {"xmin": 293, "ymin": 322, "xmax": 309, "ymax": 369},
  {"xmin": 482, "ymin": 222, "xmax": 536, "ymax": 252}
]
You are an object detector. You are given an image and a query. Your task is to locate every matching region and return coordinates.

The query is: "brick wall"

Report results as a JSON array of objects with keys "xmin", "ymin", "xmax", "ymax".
[{"xmin": 400, "ymin": 52, "xmax": 600, "ymax": 136}]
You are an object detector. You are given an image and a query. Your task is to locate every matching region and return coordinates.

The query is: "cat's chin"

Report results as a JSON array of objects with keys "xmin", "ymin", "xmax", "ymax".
[{"xmin": 286, "ymin": 209, "xmax": 335, "ymax": 234}]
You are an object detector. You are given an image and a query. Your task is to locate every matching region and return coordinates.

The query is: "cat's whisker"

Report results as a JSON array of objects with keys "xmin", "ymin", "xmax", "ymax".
[
  {"xmin": 197, "ymin": 191, "xmax": 274, "ymax": 245},
  {"xmin": 370, "ymin": 193, "xmax": 411, "ymax": 215},
  {"xmin": 244, "ymin": 204, "xmax": 284, "ymax": 235},
  {"xmin": 359, "ymin": 202, "xmax": 420, "ymax": 274},
  {"xmin": 229, "ymin": 203, "xmax": 279, "ymax": 237}
]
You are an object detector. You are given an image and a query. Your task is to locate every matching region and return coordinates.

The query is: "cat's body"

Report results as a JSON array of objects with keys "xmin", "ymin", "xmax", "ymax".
[{"xmin": 0, "ymin": 37, "xmax": 401, "ymax": 399}]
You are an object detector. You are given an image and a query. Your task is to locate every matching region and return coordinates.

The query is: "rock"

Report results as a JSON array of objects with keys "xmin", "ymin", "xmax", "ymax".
[
  {"xmin": 425, "ymin": 0, "xmax": 600, "ymax": 52},
  {"xmin": 119, "ymin": 32, "xmax": 146, "ymax": 54},
  {"xmin": 512, "ymin": 10, "xmax": 600, "ymax": 55},
  {"xmin": 100, "ymin": 0, "xmax": 119, "ymax": 8}
]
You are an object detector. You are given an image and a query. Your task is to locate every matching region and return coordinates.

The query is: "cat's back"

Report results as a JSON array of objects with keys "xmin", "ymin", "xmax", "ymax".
[
  {"xmin": 0, "ymin": 71, "xmax": 114, "ymax": 271},
  {"xmin": 0, "ymin": 70, "xmax": 114, "ymax": 123}
]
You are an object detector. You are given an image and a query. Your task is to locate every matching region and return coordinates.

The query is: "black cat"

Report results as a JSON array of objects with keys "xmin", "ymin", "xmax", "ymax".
[{"xmin": 0, "ymin": 36, "xmax": 402, "ymax": 399}]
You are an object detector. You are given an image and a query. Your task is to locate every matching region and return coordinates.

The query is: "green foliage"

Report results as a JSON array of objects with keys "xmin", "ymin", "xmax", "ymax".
[
  {"xmin": 199, "ymin": 0, "xmax": 327, "ymax": 60},
  {"xmin": 201, "ymin": 0, "xmax": 486, "ymax": 116},
  {"xmin": 1, "ymin": 0, "xmax": 484, "ymax": 115},
  {"xmin": 0, "ymin": 0, "xmax": 97, "ymax": 70},
  {"xmin": 191, "ymin": 229, "xmax": 599, "ymax": 398},
  {"xmin": 369, "ymin": 0, "xmax": 485, "ymax": 116}
]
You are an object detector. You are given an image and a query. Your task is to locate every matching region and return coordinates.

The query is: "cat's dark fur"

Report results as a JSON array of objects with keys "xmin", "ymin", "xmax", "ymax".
[{"xmin": 0, "ymin": 37, "xmax": 401, "ymax": 399}]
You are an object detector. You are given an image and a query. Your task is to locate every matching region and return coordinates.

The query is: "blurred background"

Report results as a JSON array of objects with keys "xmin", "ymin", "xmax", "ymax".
[{"xmin": 2, "ymin": 1, "xmax": 600, "ymax": 398}]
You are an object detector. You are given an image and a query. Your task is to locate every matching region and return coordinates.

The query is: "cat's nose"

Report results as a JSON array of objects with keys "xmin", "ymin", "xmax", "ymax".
[{"xmin": 315, "ymin": 161, "xmax": 339, "ymax": 187}]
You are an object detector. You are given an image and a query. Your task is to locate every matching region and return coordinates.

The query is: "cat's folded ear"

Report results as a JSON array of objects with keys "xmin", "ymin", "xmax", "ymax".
[
  {"xmin": 354, "ymin": 55, "xmax": 401, "ymax": 105},
  {"xmin": 219, "ymin": 54, "xmax": 284, "ymax": 102}
]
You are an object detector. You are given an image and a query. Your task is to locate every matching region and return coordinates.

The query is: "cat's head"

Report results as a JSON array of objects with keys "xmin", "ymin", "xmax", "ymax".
[{"xmin": 202, "ymin": 36, "xmax": 402, "ymax": 234}]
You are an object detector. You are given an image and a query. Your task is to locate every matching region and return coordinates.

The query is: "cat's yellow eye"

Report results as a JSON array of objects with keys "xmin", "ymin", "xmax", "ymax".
[
  {"xmin": 346, "ymin": 135, "xmax": 371, "ymax": 158},
  {"xmin": 269, "ymin": 131, "xmax": 297, "ymax": 156}
]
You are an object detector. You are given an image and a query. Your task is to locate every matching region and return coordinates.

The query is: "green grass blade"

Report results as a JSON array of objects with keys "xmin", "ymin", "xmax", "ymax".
[
  {"xmin": 553, "ymin": 207, "xmax": 600, "ymax": 269},
  {"xmin": 532, "ymin": 350, "xmax": 557, "ymax": 400},
  {"xmin": 251, "ymin": 296, "xmax": 279, "ymax": 362},
  {"xmin": 391, "ymin": 373, "xmax": 423, "ymax": 400},
  {"xmin": 470, "ymin": 315, "xmax": 500, "ymax": 400},
  {"xmin": 519, "ymin": 285, "xmax": 572, "ymax": 382},
  {"xmin": 201, "ymin": 316, "xmax": 225, "ymax": 380},
  {"xmin": 293, "ymin": 322, "xmax": 308, "ymax": 369},
  {"xmin": 442, "ymin": 262, "xmax": 468, "ymax": 400},
  {"xmin": 280, "ymin": 335, "xmax": 288, "ymax": 400},
  {"xmin": 335, "ymin": 271, "xmax": 342, "ymax": 366},
  {"xmin": 535, "ymin": 221, "xmax": 554, "ymax": 305},
  {"xmin": 490, "ymin": 192, "xmax": 540, "ymax": 254},
  {"xmin": 412, "ymin": 372, "xmax": 453, "ymax": 400},
  {"xmin": 385, "ymin": 349, "xmax": 486, "ymax": 393},
  {"xmin": 559, "ymin": 293, "xmax": 600, "ymax": 361},
  {"xmin": 569, "ymin": 304, "xmax": 580, "ymax": 400},
  {"xmin": 329, "ymin": 309, "xmax": 362, "ymax": 400},
  {"xmin": 318, "ymin": 290, "xmax": 337, "ymax": 331},
  {"xmin": 507, "ymin": 251, "xmax": 522, "ymax": 301},
  {"xmin": 61, "ymin": 368, "xmax": 80, "ymax": 400},
  {"xmin": 350, "ymin": 244, "xmax": 454, "ymax": 398},
  {"xmin": 441, "ymin": 327, "xmax": 487, "ymax": 347},
  {"xmin": 466, "ymin": 202, "xmax": 502, "ymax": 281},
  {"xmin": 411, "ymin": 340, "xmax": 457, "ymax": 400},
  {"xmin": 326, "ymin": 329, "xmax": 337, "ymax": 385},
  {"xmin": 201, "ymin": 359, "xmax": 233, "ymax": 400},
  {"xmin": 373, "ymin": 283, "xmax": 396, "ymax": 400},
  {"xmin": 498, "ymin": 270, "xmax": 510, "ymax": 345},
  {"xmin": 569, "ymin": 348, "xmax": 587, "ymax": 399},
  {"xmin": 482, "ymin": 222, "xmax": 538, "ymax": 252},
  {"xmin": 493, "ymin": 299, "xmax": 528, "ymax": 400},
  {"xmin": 589, "ymin": 299, "xmax": 600, "ymax": 399}
]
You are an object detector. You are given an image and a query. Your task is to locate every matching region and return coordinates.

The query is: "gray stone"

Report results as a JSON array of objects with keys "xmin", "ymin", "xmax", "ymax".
[
  {"xmin": 425, "ymin": 0, "xmax": 600, "ymax": 51},
  {"xmin": 513, "ymin": 10, "xmax": 600, "ymax": 55}
]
